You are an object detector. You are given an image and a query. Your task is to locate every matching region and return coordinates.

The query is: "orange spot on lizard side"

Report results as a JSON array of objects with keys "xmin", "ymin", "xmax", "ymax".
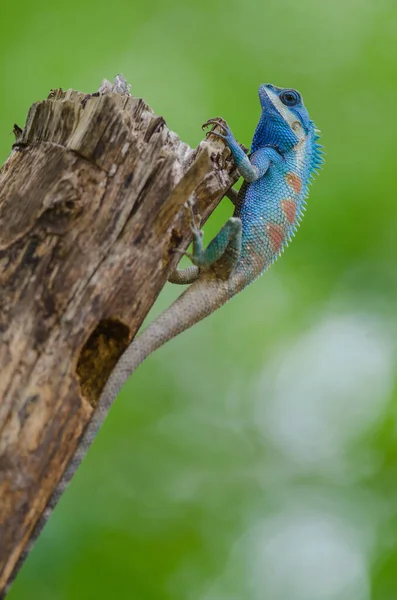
[
  {"xmin": 280, "ymin": 199, "xmax": 297, "ymax": 224},
  {"xmin": 285, "ymin": 172, "xmax": 302, "ymax": 194},
  {"xmin": 266, "ymin": 223, "xmax": 284, "ymax": 253}
]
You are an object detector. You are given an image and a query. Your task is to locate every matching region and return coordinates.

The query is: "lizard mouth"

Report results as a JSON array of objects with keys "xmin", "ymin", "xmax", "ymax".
[{"xmin": 264, "ymin": 83, "xmax": 283, "ymax": 92}]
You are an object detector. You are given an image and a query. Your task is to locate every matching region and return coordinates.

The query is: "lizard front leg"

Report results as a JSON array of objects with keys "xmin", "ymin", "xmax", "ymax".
[
  {"xmin": 203, "ymin": 118, "xmax": 260, "ymax": 182},
  {"xmin": 203, "ymin": 118, "xmax": 281, "ymax": 183}
]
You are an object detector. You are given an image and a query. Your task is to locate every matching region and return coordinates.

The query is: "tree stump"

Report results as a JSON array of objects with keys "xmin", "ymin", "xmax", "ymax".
[{"xmin": 0, "ymin": 76, "xmax": 237, "ymax": 594}]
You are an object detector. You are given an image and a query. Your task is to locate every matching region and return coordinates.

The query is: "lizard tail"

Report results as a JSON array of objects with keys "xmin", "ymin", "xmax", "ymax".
[
  {"xmin": 62, "ymin": 277, "xmax": 229, "ymax": 483},
  {"xmin": 96, "ymin": 276, "xmax": 227, "ymax": 429},
  {"xmin": 3, "ymin": 278, "xmax": 231, "ymax": 596}
]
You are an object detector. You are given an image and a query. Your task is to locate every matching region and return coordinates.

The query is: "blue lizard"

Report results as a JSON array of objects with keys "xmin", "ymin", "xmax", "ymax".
[
  {"xmin": 59, "ymin": 81, "xmax": 323, "ymax": 492},
  {"xmin": 67, "ymin": 83, "xmax": 324, "ymax": 475},
  {"xmin": 7, "ymin": 85, "xmax": 323, "ymax": 594}
]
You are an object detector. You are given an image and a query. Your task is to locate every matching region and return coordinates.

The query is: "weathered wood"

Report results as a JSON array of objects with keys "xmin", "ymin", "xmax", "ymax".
[{"xmin": 0, "ymin": 79, "xmax": 237, "ymax": 592}]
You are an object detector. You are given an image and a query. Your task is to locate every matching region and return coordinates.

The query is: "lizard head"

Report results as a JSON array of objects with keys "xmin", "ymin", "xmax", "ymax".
[
  {"xmin": 253, "ymin": 83, "xmax": 323, "ymax": 176},
  {"xmin": 258, "ymin": 84, "xmax": 311, "ymax": 149}
]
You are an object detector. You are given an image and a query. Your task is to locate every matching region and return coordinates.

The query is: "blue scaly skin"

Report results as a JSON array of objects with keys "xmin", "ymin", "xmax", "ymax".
[{"xmin": 6, "ymin": 85, "xmax": 322, "ymax": 595}]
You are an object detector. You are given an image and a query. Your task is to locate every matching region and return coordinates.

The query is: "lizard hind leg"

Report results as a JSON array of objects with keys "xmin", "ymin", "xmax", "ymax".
[
  {"xmin": 203, "ymin": 216, "xmax": 242, "ymax": 279},
  {"xmin": 173, "ymin": 198, "xmax": 242, "ymax": 280},
  {"xmin": 186, "ymin": 198, "xmax": 242, "ymax": 279}
]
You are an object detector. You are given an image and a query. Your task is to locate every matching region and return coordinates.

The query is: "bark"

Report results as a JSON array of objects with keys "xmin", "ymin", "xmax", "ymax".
[{"xmin": 0, "ymin": 78, "xmax": 237, "ymax": 592}]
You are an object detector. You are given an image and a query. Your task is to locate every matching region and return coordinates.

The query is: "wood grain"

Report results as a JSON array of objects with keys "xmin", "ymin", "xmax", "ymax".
[{"xmin": 0, "ymin": 83, "xmax": 238, "ymax": 592}]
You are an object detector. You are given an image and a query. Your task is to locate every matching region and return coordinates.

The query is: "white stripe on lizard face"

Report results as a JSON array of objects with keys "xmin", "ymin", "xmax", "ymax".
[{"xmin": 265, "ymin": 88, "xmax": 306, "ymax": 144}]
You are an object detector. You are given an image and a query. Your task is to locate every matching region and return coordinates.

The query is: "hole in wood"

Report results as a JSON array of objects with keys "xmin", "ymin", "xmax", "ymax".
[{"xmin": 76, "ymin": 319, "xmax": 131, "ymax": 407}]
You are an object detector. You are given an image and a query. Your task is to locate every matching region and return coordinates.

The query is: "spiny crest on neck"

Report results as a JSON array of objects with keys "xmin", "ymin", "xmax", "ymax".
[{"xmin": 306, "ymin": 120, "xmax": 325, "ymax": 183}]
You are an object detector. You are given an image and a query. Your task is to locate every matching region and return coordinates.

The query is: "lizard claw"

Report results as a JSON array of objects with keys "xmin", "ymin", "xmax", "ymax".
[
  {"xmin": 185, "ymin": 198, "xmax": 203, "ymax": 236},
  {"xmin": 172, "ymin": 198, "xmax": 202, "ymax": 262},
  {"xmin": 172, "ymin": 247, "xmax": 194, "ymax": 259},
  {"xmin": 205, "ymin": 130, "xmax": 226, "ymax": 141},
  {"xmin": 202, "ymin": 117, "xmax": 228, "ymax": 136}
]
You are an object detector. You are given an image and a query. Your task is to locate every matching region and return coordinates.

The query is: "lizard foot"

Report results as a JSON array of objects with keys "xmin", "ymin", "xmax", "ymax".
[
  {"xmin": 203, "ymin": 118, "xmax": 249, "ymax": 155},
  {"xmin": 202, "ymin": 118, "xmax": 234, "ymax": 145},
  {"xmin": 172, "ymin": 247, "xmax": 194, "ymax": 260},
  {"xmin": 185, "ymin": 197, "xmax": 203, "ymax": 238},
  {"xmin": 202, "ymin": 117, "xmax": 228, "ymax": 133},
  {"xmin": 172, "ymin": 198, "xmax": 203, "ymax": 261}
]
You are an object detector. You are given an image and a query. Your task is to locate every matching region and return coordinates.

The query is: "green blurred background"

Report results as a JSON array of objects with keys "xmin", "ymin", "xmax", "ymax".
[{"xmin": 1, "ymin": 0, "xmax": 397, "ymax": 598}]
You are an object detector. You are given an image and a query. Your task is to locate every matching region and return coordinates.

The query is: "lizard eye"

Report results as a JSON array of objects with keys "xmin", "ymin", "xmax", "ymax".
[{"xmin": 280, "ymin": 89, "xmax": 300, "ymax": 106}]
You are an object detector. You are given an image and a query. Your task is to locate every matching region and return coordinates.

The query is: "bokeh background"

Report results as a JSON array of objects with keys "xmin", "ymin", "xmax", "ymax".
[{"xmin": 1, "ymin": 0, "xmax": 397, "ymax": 598}]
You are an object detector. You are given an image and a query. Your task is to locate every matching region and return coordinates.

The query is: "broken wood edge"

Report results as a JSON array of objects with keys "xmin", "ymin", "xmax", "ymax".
[{"xmin": 0, "ymin": 76, "xmax": 239, "ymax": 595}]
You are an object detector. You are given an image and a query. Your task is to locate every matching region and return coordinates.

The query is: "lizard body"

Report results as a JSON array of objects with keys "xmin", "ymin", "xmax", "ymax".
[
  {"xmin": 5, "ymin": 84, "xmax": 322, "ymax": 595},
  {"xmin": 68, "ymin": 84, "xmax": 322, "ymax": 478}
]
